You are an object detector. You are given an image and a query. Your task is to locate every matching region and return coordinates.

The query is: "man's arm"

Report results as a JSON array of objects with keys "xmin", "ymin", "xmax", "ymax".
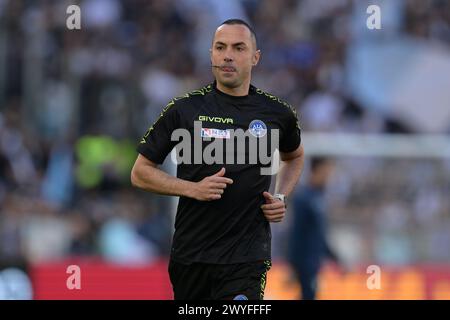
[
  {"xmin": 275, "ymin": 144, "xmax": 305, "ymax": 196},
  {"xmin": 131, "ymin": 154, "xmax": 233, "ymax": 201},
  {"xmin": 261, "ymin": 144, "xmax": 304, "ymax": 223}
]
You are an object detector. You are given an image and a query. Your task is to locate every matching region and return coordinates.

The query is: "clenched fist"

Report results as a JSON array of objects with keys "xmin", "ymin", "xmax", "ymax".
[{"xmin": 261, "ymin": 191, "xmax": 286, "ymax": 223}]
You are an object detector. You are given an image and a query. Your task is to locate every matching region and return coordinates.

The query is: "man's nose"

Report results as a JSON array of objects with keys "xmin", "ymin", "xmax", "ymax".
[{"xmin": 223, "ymin": 48, "xmax": 233, "ymax": 62}]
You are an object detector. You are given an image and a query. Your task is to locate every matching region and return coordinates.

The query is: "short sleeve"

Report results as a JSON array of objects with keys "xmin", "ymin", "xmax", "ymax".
[
  {"xmin": 137, "ymin": 100, "xmax": 179, "ymax": 164},
  {"xmin": 279, "ymin": 106, "xmax": 301, "ymax": 153}
]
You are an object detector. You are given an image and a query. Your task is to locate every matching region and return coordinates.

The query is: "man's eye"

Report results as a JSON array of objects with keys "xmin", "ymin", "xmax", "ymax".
[
  {"xmin": 236, "ymin": 47, "xmax": 244, "ymax": 51},
  {"xmin": 216, "ymin": 46, "xmax": 224, "ymax": 51}
]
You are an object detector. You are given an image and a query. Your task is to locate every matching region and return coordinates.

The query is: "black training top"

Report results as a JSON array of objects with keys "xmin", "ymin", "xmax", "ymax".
[{"xmin": 137, "ymin": 81, "xmax": 301, "ymax": 264}]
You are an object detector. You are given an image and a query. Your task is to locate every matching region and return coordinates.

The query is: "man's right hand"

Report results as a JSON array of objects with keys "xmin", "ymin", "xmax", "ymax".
[{"xmin": 189, "ymin": 167, "xmax": 233, "ymax": 201}]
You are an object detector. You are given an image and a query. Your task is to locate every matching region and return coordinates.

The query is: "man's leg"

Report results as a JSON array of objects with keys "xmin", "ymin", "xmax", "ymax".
[
  {"xmin": 168, "ymin": 260, "xmax": 212, "ymax": 300},
  {"xmin": 213, "ymin": 260, "xmax": 272, "ymax": 300},
  {"xmin": 297, "ymin": 269, "xmax": 318, "ymax": 300}
]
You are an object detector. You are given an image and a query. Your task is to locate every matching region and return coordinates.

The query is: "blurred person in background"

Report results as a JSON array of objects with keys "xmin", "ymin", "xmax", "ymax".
[{"xmin": 288, "ymin": 156, "xmax": 341, "ymax": 300}]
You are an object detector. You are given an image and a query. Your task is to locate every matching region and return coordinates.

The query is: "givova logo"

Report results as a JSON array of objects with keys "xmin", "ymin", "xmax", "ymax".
[{"xmin": 198, "ymin": 115, "xmax": 234, "ymax": 124}]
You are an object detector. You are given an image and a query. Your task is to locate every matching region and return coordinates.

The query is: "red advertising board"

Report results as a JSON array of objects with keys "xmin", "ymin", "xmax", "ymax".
[{"xmin": 30, "ymin": 259, "xmax": 450, "ymax": 300}]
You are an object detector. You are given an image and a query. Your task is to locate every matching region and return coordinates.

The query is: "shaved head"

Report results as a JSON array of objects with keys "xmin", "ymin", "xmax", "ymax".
[{"xmin": 213, "ymin": 19, "xmax": 257, "ymax": 50}]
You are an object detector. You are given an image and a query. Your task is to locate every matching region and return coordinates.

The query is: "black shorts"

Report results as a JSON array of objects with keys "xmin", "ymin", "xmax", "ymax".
[{"xmin": 168, "ymin": 259, "xmax": 272, "ymax": 300}]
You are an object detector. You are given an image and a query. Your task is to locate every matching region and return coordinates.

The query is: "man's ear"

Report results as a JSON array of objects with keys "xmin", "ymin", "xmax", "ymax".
[
  {"xmin": 253, "ymin": 49, "xmax": 261, "ymax": 66},
  {"xmin": 209, "ymin": 48, "xmax": 213, "ymax": 64}
]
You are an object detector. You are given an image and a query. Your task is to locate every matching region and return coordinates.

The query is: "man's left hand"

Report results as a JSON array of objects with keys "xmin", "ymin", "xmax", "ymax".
[{"xmin": 261, "ymin": 191, "xmax": 286, "ymax": 223}]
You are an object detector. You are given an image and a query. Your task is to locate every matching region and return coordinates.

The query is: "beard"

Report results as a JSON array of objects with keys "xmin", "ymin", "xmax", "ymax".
[
  {"xmin": 219, "ymin": 77, "xmax": 240, "ymax": 88},
  {"xmin": 215, "ymin": 71, "xmax": 242, "ymax": 88}
]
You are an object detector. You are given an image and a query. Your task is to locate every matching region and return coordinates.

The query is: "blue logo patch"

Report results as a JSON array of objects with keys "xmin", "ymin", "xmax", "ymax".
[{"xmin": 249, "ymin": 120, "xmax": 267, "ymax": 138}]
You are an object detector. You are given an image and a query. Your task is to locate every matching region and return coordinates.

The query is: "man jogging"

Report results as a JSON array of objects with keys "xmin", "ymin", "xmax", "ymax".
[{"xmin": 131, "ymin": 19, "xmax": 304, "ymax": 300}]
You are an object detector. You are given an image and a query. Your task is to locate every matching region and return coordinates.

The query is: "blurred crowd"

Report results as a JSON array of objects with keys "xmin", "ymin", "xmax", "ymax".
[{"xmin": 0, "ymin": 0, "xmax": 449, "ymax": 268}]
